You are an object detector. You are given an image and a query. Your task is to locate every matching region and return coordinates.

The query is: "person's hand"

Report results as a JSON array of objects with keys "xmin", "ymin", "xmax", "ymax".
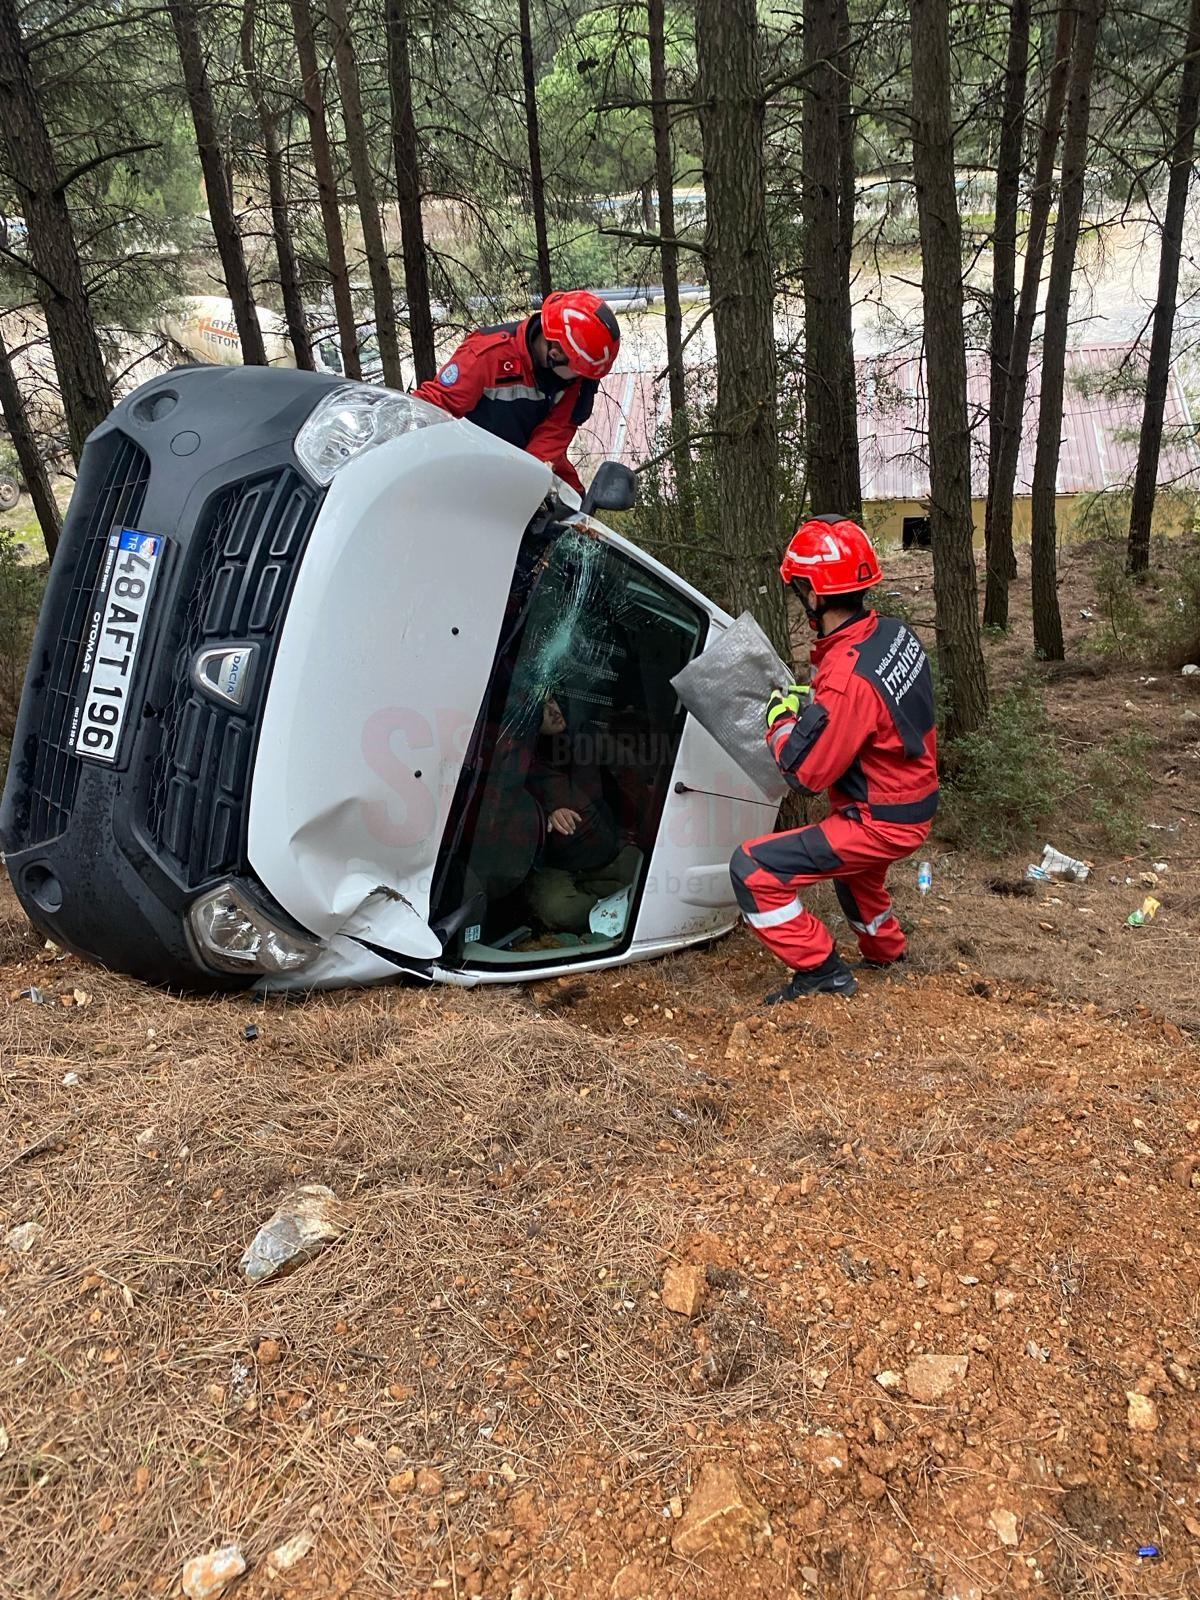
[
  {"xmin": 549, "ymin": 807, "xmax": 582, "ymax": 836},
  {"xmin": 766, "ymin": 683, "xmax": 810, "ymax": 729}
]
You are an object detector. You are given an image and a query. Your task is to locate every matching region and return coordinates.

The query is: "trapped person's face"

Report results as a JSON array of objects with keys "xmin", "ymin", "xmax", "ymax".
[{"xmin": 541, "ymin": 696, "xmax": 566, "ymax": 736}]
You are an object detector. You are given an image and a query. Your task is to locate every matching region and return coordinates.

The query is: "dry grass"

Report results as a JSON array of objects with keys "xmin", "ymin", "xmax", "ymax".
[
  {"xmin": 906, "ymin": 851, "xmax": 1200, "ymax": 1033},
  {"xmin": 1039, "ymin": 1514, "xmax": 1191, "ymax": 1600},
  {"xmin": 0, "ymin": 891, "xmax": 40, "ymax": 968},
  {"xmin": 0, "ymin": 988, "xmax": 813, "ymax": 1598},
  {"xmin": 2, "ymin": 914, "xmax": 1198, "ymax": 1596}
]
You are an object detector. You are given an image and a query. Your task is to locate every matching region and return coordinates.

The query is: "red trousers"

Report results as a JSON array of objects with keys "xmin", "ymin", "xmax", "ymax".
[{"xmin": 730, "ymin": 811, "xmax": 928, "ymax": 970}]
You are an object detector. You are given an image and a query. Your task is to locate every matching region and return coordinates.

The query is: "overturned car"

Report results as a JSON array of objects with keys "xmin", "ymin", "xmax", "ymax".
[{"xmin": 1, "ymin": 366, "xmax": 776, "ymax": 989}]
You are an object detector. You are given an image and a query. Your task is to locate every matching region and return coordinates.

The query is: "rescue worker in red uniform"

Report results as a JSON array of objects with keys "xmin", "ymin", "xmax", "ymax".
[
  {"xmin": 730, "ymin": 516, "xmax": 938, "ymax": 1004},
  {"xmin": 414, "ymin": 289, "xmax": 620, "ymax": 495}
]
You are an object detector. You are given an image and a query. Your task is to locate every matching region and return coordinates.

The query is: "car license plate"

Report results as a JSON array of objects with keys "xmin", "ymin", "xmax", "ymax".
[{"xmin": 71, "ymin": 528, "xmax": 166, "ymax": 764}]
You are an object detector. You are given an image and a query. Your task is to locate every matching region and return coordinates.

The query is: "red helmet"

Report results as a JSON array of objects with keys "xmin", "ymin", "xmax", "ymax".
[
  {"xmin": 780, "ymin": 515, "xmax": 883, "ymax": 594},
  {"xmin": 540, "ymin": 290, "xmax": 620, "ymax": 379}
]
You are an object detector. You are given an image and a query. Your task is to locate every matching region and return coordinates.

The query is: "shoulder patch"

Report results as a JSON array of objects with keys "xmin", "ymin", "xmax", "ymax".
[{"xmin": 438, "ymin": 362, "xmax": 460, "ymax": 386}]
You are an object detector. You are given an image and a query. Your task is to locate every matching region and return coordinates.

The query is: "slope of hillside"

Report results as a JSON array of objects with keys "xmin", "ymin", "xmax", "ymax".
[{"xmin": 2, "ymin": 547, "xmax": 1198, "ymax": 1600}]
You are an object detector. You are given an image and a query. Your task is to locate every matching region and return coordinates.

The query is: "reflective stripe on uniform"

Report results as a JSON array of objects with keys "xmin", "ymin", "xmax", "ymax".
[
  {"xmin": 481, "ymin": 384, "xmax": 545, "ymax": 402},
  {"xmin": 845, "ymin": 907, "xmax": 895, "ymax": 937},
  {"xmin": 767, "ymin": 719, "xmax": 794, "ymax": 756},
  {"xmin": 744, "ymin": 895, "xmax": 805, "ymax": 930}
]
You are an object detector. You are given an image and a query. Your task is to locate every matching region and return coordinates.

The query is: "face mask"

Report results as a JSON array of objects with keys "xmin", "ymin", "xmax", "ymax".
[{"xmin": 552, "ymin": 362, "xmax": 577, "ymax": 380}]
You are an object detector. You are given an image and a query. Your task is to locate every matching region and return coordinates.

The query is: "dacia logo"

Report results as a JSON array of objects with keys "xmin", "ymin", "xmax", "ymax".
[{"xmin": 194, "ymin": 645, "xmax": 257, "ymax": 709}]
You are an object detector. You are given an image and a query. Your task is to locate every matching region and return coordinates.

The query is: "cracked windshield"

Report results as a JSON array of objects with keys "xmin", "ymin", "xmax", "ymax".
[{"xmin": 440, "ymin": 527, "xmax": 704, "ymax": 966}]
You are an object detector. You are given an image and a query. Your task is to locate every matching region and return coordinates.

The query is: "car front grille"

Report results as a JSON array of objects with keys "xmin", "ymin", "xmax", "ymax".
[
  {"xmin": 24, "ymin": 436, "xmax": 150, "ymax": 842},
  {"xmin": 145, "ymin": 469, "xmax": 320, "ymax": 886}
]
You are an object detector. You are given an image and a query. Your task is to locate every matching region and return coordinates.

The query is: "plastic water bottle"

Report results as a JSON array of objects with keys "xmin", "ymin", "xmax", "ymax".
[{"xmin": 917, "ymin": 861, "xmax": 932, "ymax": 896}]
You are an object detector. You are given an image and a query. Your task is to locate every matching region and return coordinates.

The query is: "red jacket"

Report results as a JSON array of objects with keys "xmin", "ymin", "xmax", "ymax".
[
  {"xmin": 414, "ymin": 315, "xmax": 596, "ymax": 494},
  {"xmin": 766, "ymin": 611, "xmax": 939, "ymax": 824}
]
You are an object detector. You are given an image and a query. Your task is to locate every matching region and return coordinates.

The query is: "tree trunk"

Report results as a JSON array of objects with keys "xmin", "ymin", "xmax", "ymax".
[
  {"xmin": 834, "ymin": 0, "xmax": 861, "ymax": 518},
  {"xmin": 327, "ymin": 0, "xmax": 402, "ymax": 387},
  {"xmin": 981, "ymin": 0, "xmax": 1031, "ymax": 625},
  {"xmin": 909, "ymin": 0, "xmax": 989, "ymax": 737},
  {"xmin": 694, "ymin": 0, "xmax": 787, "ymax": 657},
  {"xmin": 0, "ymin": 0, "xmax": 114, "ymax": 458},
  {"xmin": 802, "ymin": 0, "xmax": 859, "ymax": 516},
  {"xmin": 639, "ymin": 181, "xmax": 656, "ymax": 232},
  {"xmin": 168, "ymin": 0, "xmax": 267, "ymax": 370},
  {"xmin": 518, "ymin": 0, "xmax": 553, "ymax": 300},
  {"xmin": 1030, "ymin": 0, "xmax": 1105, "ymax": 662},
  {"xmin": 0, "ymin": 323, "xmax": 62, "ymax": 555},
  {"xmin": 387, "ymin": 0, "xmax": 437, "ymax": 384},
  {"xmin": 288, "ymin": 0, "xmax": 361, "ymax": 381},
  {"xmin": 984, "ymin": 0, "xmax": 1075, "ymax": 629},
  {"xmin": 648, "ymin": 0, "xmax": 694, "ymax": 531},
  {"xmin": 1127, "ymin": 0, "xmax": 1200, "ymax": 574},
  {"xmin": 239, "ymin": 0, "xmax": 314, "ymax": 371}
]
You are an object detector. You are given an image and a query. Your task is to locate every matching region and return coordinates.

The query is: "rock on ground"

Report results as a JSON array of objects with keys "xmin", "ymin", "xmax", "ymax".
[
  {"xmin": 181, "ymin": 1544, "xmax": 245, "ymax": 1600},
  {"xmin": 610, "ymin": 1559, "xmax": 655, "ymax": 1599},
  {"xmin": 661, "ymin": 1263, "xmax": 706, "ymax": 1317},
  {"xmin": 1125, "ymin": 1392, "xmax": 1159, "ymax": 1432},
  {"xmin": 5, "ymin": 1222, "xmax": 43, "ymax": 1254},
  {"xmin": 807, "ymin": 1431, "xmax": 849, "ymax": 1474},
  {"xmin": 239, "ymin": 1184, "xmax": 351, "ymax": 1284},
  {"xmin": 904, "ymin": 1354, "xmax": 969, "ymax": 1403},
  {"xmin": 725, "ymin": 1021, "xmax": 753, "ymax": 1060},
  {"xmin": 266, "ymin": 1529, "xmax": 314, "ymax": 1576},
  {"xmin": 671, "ymin": 1462, "xmax": 769, "ymax": 1557},
  {"xmin": 990, "ymin": 1507, "xmax": 1020, "ymax": 1547}
]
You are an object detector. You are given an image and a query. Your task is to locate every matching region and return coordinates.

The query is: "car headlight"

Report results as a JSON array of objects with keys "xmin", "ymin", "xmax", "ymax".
[
  {"xmin": 189, "ymin": 882, "xmax": 323, "ymax": 975},
  {"xmin": 294, "ymin": 383, "xmax": 451, "ymax": 485}
]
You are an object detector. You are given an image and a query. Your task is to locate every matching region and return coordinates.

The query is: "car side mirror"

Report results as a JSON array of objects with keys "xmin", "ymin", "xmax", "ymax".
[{"xmin": 580, "ymin": 460, "xmax": 637, "ymax": 518}]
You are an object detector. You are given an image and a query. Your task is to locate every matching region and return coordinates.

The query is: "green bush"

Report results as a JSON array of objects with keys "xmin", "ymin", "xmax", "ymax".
[
  {"xmin": 1088, "ymin": 532, "xmax": 1200, "ymax": 668},
  {"xmin": 1164, "ymin": 542, "xmax": 1200, "ymax": 668},
  {"xmin": 0, "ymin": 531, "xmax": 46, "ymax": 782},
  {"xmin": 938, "ymin": 679, "xmax": 1071, "ymax": 856},
  {"xmin": 1089, "ymin": 538, "xmax": 1151, "ymax": 661},
  {"xmin": 1071, "ymin": 484, "xmax": 1198, "ymax": 545},
  {"xmin": 1078, "ymin": 728, "xmax": 1155, "ymax": 850}
]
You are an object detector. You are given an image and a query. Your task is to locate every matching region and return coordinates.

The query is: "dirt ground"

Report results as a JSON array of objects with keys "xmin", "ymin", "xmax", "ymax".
[{"xmin": 1, "ymin": 545, "xmax": 1198, "ymax": 1600}]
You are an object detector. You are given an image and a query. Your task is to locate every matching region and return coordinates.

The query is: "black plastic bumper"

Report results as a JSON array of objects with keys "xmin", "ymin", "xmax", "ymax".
[{"xmin": 0, "ymin": 364, "xmax": 343, "ymax": 986}]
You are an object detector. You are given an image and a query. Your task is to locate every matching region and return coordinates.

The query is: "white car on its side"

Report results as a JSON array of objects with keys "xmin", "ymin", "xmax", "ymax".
[{"xmin": 1, "ymin": 367, "xmax": 775, "ymax": 989}]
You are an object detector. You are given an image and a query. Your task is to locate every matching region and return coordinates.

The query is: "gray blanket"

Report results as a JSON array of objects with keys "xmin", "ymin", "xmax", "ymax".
[{"xmin": 671, "ymin": 611, "xmax": 794, "ymax": 802}]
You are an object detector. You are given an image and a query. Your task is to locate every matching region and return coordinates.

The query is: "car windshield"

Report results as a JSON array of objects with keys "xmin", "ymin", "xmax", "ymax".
[{"xmin": 430, "ymin": 522, "xmax": 705, "ymax": 968}]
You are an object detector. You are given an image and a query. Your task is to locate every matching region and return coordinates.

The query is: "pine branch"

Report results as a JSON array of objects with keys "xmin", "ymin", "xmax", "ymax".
[{"xmin": 55, "ymin": 142, "xmax": 161, "ymax": 197}]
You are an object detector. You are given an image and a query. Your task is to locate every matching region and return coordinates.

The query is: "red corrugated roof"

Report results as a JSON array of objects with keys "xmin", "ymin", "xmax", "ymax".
[{"xmin": 578, "ymin": 342, "xmax": 1200, "ymax": 501}]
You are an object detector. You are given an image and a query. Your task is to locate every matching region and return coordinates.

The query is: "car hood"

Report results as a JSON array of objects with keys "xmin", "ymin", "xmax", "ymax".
[{"xmin": 247, "ymin": 420, "xmax": 551, "ymax": 960}]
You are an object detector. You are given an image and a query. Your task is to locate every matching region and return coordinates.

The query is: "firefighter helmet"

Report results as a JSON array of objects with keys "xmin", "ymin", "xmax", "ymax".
[
  {"xmin": 780, "ymin": 515, "xmax": 883, "ymax": 594},
  {"xmin": 540, "ymin": 290, "xmax": 620, "ymax": 379}
]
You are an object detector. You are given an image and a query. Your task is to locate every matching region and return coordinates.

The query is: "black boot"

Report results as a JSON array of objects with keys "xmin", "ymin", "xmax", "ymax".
[
  {"xmin": 855, "ymin": 952, "xmax": 907, "ymax": 973},
  {"xmin": 764, "ymin": 953, "xmax": 858, "ymax": 1005}
]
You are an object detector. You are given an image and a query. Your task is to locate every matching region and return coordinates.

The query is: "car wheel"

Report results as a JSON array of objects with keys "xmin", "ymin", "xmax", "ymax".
[{"xmin": 0, "ymin": 474, "xmax": 19, "ymax": 512}]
